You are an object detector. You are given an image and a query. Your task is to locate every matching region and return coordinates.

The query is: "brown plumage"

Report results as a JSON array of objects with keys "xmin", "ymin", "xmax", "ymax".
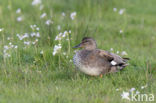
[{"xmin": 73, "ymin": 37, "xmax": 129, "ymax": 76}]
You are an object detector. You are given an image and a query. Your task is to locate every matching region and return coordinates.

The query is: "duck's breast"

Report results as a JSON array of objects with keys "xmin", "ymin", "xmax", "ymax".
[{"xmin": 73, "ymin": 51, "xmax": 82, "ymax": 68}]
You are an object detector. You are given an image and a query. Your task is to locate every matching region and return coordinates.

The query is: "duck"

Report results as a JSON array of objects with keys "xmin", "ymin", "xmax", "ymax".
[{"xmin": 73, "ymin": 37, "xmax": 129, "ymax": 76}]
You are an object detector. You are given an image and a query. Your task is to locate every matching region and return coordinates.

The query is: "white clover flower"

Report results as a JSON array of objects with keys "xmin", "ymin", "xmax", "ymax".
[
  {"xmin": 0, "ymin": 28, "xmax": 4, "ymax": 32},
  {"xmin": 45, "ymin": 20, "xmax": 53, "ymax": 25},
  {"xmin": 113, "ymin": 8, "xmax": 117, "ymax": 12},
  {"xmin": 16, "ymin": 8, "xmax": 21, "ymax": 14},
  {"xmin": 70, "ymin": 12, "xmax": 76, "ymax": 20},
  {"xmin": 121, "ymin": 51, "xmax": 128, "ymax": 56},
  {"xmin": 17, "ymin": 16, "xmax": 23, "ymax": 22},
  {"xmin": 32, "ymin": 0, "xmax": 42, "ymax": 6},
  {"xmin": 111, "ymin": 60, "xmax": 117, "ymax": 65},
  {"xmin": 119, "ymin": 9, "xmax": 125, "ymax": 15},
  {"xmin": 40, "ymin": 13, "xmax": 46, "ymax": 19},
  {"xmin": 121, "ymin": 91, "xmax": 130, "ymax": 100},
  {"xmin": 53, "ymin": 44, "xmax": 62, "ymax": 55}
]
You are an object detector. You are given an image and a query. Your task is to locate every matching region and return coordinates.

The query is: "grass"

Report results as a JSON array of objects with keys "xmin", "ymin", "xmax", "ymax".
[{"xmin": 0, "ymin": 0, "xmax": 156, "ymax": 102}]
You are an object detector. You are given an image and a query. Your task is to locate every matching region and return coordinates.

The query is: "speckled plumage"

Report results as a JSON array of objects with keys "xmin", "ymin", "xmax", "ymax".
[{"xmin": 73, "ymin": 37, "xmax": 129, "ymax": 76}]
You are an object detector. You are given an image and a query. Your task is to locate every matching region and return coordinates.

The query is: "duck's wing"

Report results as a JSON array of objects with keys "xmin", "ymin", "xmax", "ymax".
[
  {"xmin": 98, "ymin": 49, "xmax": 129, "ymax": 67},
  {"xmin": 97, "ymin": 50, "xmax": 114, "ymax": 61}
]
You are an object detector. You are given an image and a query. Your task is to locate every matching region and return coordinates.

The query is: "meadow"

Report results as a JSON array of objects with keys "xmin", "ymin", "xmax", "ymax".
[{"xmin": 0, "ymin": 0, "xmax": 156, "ymax": 103}]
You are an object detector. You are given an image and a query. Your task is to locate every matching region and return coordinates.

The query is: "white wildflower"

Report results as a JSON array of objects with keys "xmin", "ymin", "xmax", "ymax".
[
  {"xmin": 24, "ymin": 41, "xmax": 31, "ymax": 45},
  {"xmin": 62, "ymin": 12, "xmax": 66, "ymax": 16},
  {"xmin": 141, "ymin": 84, "xmax": 147, "ymax": 89},
  {"xmin": 32, "ymin": 0, "xmax": 42, "ymax": 6},
  {"xmin": 113, "ymin": 8, "xmax": 117, "ymax": 12},
  {"xmin": 16, "ymin": 8, "xmax": 21, "ymax": 14},
  {"xmin": 30, "ymin": 24, "xmax": 37, "ymax": 30},
  {"xmin": 40, "ymin": 50, "xmax": 43, "ymax": 54},
  {"xmin": 45, "ymin": 20, "xmax": 53, "ymax": 25},
  {"xmin": 119, "ymin": 9, "xmax": 125, "ymax": 15},
  {"xmin": 136, "ymin": 91, "xmax": 140, "ymax": 95},
  {"xmin": 69, "ymin": 30, "xmax": 71, "ymax": 34},
  {"xmin": 62, "ymin": 31, "xmax": 68, "ymax": 37},
  {"xmin": 17, "ymin": 33, "xmax": 29, "ymax": 40},
  {"xmin": 4, "ymin": 45, "xmax": 9, "ymax": 50},
  {"xmin": 30, "ymin": 32, "xmax": 36, "ymax": 37},
  {"xmin": 40, "ymin": 13, "xmax": 46, "ymax": 19},
  {"xmin": 63, "ymin": 52, "xmax": 66, "ymax": 55},
  {"xmin": 116, "ymin": 51, "xmax": 119, "ymax": 54},
  {"xmin": 129, "ymin": 88, "xmax": 135, "ymax": 92},
  {"xmin": 55, "ymin": 32, "xmax": 62, "ymax": 41},
  {"xmin": 17, "ymin": 16, "xmax": 23, "ymax": 22},
  {"xmin": 110, "ymin": 48, "xmax": 113, "ymax": 51},
  {"xmin": 14, "ymin": 45, "xmax": 18, "ymax": 49},
  {"xmin": 0, "ymin": 28, "xmax": 4, "ymax": 32},
  {"xmin": 70, "ymin": 12, "xmax": 76, "ymax": 20},
  {"xmin": 121, "ymin": 51, "xmax": 128, "ymax": 56},
  {"xmin": 69, "ymin": 59, "xmax": 72, "ymax": 62},
  {"xmin": 7, "ymin": 37, "xmax": 10, "ymax": 40},
  {"xmin": 57, "ymin": 25, "xmax": 61, "ymax": 30},
  {"xmin": 120, "ymin": 30, "xmax": 123, "ymax": 33},
  {"xmin": 116, "ymin": 88, "xmax": 119, "ymax": 91},
  {"xmin": 53, "ymin": 44, "xmax": 62, "ymax": 55},
  {"xmin": 36, "ymin": 27, "xmax": 40, "ymax": 31},
  {"xmin": 36, "ymin": 32, "xmax": 40, "ymax": 37}
]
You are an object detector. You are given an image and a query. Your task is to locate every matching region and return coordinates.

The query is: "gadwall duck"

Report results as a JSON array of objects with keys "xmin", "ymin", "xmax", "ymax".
[{"xmin": 73, "ymin": 37, "xmax": 129, "ymax": 76}]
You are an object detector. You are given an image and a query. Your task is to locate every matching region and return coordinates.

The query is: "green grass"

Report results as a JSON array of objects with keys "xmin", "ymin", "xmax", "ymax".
[{"xmin": 0, "ymin": 0, "xmax": 156, "ymax": 103}]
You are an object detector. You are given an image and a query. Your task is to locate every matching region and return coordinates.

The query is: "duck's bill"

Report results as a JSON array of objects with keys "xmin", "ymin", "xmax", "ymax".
[{"xmin": 73, "ymin": 43, "xmax": 81, "ymax": 48}]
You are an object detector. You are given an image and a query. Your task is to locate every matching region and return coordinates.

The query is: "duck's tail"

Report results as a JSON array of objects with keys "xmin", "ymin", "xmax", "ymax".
[
  {"xmin": 119, "ymin": 57, "xmax": 130, "ymax": 70},
  {"xmin": 123, "ymin": 57, "xmax": 130, "ymax": 62}
]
